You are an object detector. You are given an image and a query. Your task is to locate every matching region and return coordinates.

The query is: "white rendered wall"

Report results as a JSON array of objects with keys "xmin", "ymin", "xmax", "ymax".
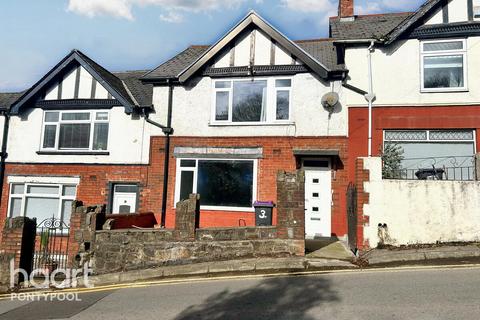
[
  {"xmin": 78, "ymin": 67, "xmax": 93, "ymax": 99},
  {"xmin": 424, "ymin": 7, "xmax": 443, "ymax": 25},
  {"xmin": 344, "ymin": 36, "xmax": 480, "ymax": 106},
  {"xmin": 362, "ymin": 157, "xmax": 480, "ymax": 246},
  {"xmin": 7, "ymin": 106, "xmax": 150, "ymax": 164},
  {"xmin": 150, "ymin": 73, "xmax": 347, "ymax": 137},
  {"xmin": 449, "ymin": 0, "xmax": 469, "ymax": 22}
]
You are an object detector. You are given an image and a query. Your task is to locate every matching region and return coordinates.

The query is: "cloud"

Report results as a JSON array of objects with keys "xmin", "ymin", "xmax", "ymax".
[
  {"xmin": 67, "ymin": 0, "xmax": 134, "ymax": 20},
  {"xmin": 355, "ymin": 3, "xmax": 382, "ymax": 15},
  {"xmin": 67, "ymin": 0, "xmax": 248, "ymax": 21},
  {"xmin": 280, "ymin": 0, "xmax": 336, "ymax": 13},
  {"xmin": 159, "ymin": 11, "xmax": 183, "ymax": 23},
  {"xmin": 355, "ymin": 0, "xmax": 422, "ymax": 15}
]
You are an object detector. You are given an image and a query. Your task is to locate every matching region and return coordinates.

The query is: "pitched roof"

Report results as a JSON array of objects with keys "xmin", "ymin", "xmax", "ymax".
[
  {"xmin": 143, "ymin": 39, "xmax": 344, "ymax": 81},
  {"xmin": 10, "ymin": 50, "xmax": 152, "ymax": 114},
  {"xmin": 143, "ymin": 11, "xmax": 345, "ymax": 82},
  {"xmin": 0, "ymin": 92, "xmax": 24, "ymax": 111},
  {"xmin": 142, "ymin": 46, "xmax": 209, "ymax": 81},
  {"xmin": 114, "ymin": 70, "xmax": 153, "ymax": 106},
  {"xmin": 295, "ymin": 39, "xmax": 344, "ymax": 72},
  {"xmin": 329, "ymin": 12, "xmax": 413, "ymax": 40},
  {"xmin": 385, "ymin": 0, "xmax": 444, "ymax": 44}
]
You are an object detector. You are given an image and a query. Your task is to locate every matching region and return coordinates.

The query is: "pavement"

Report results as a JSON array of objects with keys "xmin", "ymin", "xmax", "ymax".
[
  {"xmin": 2, "ymin": 265, "xmax": 480, "ymax": 319},
  {"xmin": 361, "ymin": 243, "xmax": 480, "ymax": 265}
]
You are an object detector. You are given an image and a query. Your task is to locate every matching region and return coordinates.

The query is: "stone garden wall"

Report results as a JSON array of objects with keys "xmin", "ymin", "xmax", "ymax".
[{"xmin": 86, "ymin": 171, "xmax": 306, "ymax": 275}]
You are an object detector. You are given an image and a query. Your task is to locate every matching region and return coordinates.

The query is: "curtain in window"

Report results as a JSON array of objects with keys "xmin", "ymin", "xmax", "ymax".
[
  {"xmin": 424, "ymin": 55, "xmax": 463, "ymax": 88},
  {"xmin": 59, "ymin": 124, "xmax": 91, "ymax": 149},
  {"xmin": 260, "ymin": 87, "xmax": 267, "ymax": 122}
]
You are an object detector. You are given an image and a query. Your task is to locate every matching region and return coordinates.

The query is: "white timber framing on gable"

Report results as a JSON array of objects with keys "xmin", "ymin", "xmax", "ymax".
[
  {"xmin": 177, "ymin": 11, "xmax": 332, "ymax": 82},
  {"xmin": 44, "ymin": 65, "xmax": 112, "ymax": 101},
  {"xmin": 211, "ymin": 28, "xmax": 298, "ymax": 69},
  {"xmin": 11, "ymin": 49, "xmax": 136, "ymax": 115}
]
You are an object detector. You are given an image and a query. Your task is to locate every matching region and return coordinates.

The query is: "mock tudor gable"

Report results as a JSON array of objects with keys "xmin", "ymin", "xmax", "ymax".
[
  {"xmin": 10, "ymin": 50, "xmax": 148, "ymax": 115},
  {"xmin": 143, "ymin": 11, "xmax": 346, "ymax": 84}
]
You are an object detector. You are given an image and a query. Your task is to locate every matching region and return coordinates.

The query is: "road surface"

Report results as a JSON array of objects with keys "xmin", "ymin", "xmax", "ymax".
[{"xmin": 1, "ymin": 266, "xmax": 479, "ymax": 319}]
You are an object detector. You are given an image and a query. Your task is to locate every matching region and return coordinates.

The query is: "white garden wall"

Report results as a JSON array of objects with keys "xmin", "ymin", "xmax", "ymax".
[{"xmin": 362, "ymin": 157, "xmax": 480, "ymax": 247}]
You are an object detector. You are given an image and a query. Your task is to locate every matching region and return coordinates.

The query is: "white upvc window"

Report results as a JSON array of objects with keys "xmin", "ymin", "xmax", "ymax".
[
  {"xmin": 420, "ymin": 39, "xmax": 468, "ymax": 92},
  {"xmin": 8, "ymin": 183, "xmax": 77, "ymax": 225},
  {"xmin": 211, "ymin": 77, "xmax": 292, "ymax": 124},
  {"xmin": 174, "ymin": 158, "xmax": 258, "ymax": 211},
  {"xmin": 41, "ymin": 110, "xmax": 109, "ymax": 151}
]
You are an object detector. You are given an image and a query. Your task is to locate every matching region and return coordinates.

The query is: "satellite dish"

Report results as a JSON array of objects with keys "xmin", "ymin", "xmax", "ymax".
[{"xmin": 321, "ymin": 92, "xmax": 339, "ymax": 111}]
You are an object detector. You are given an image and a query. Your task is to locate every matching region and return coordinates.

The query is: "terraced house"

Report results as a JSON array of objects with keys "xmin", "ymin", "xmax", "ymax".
[
  {"xmin": 0, "ymin": 10, "xmax": 350, "ymax": 243},
  {"xmin": 1, "ymin": 0, "xmax": 479, "ymax": 252}
]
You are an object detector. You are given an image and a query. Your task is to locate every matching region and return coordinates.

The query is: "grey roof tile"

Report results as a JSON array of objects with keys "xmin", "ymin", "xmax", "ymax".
[
  {"xmin": 0, "ymin": 92, "xmax": 24, "ymax": 110},
  {"xmin": 329, "ymin": 12, "xmax": 413, "ymax": 40},
  {"xmin": 142, "ymin": 46, "xmax": 209, "ymax": 81},
  {"xmin": 386, "ymin": 0, "xmax": 443, "ymax": 44},
  {"xmin": 295, "ymin": 39, "xmax": 344, "ymax": 71},
  {"xmin": 114, "ymin": 70, "xmax": 153, "ymax": 107}
]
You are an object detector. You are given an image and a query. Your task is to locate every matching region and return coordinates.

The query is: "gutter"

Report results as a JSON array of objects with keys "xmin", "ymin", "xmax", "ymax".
[{"xmin": 0, "ymin": 110, "xmax": 10, "ymax": 207}]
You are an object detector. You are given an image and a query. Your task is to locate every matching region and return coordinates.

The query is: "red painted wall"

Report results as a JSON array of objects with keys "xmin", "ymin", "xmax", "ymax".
[{"xmin": 348, "ymin": 105, "xmax": 480, "ymax": 182}]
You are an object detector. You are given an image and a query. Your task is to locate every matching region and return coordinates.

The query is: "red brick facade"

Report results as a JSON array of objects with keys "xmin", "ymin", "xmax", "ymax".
[
  {"xmin": 164, "ymin": 136, "xmax": 349, "ymax": 237},
  {"xmin": 348, "ymin": 105, "xmax": 480, "ymax": 182},
  {"xmin": 0, "ymin": 135, "xmax": 350, "ymax": 239},
  {"xmin": 355, "ymin": 158, "xmax": 370, "ymax": 250}
]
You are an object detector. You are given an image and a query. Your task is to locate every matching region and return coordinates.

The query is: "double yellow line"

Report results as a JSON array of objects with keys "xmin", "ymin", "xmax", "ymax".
[{"xmin": 2, "ymin": 263, "xmax": 480, "ymax": 301}]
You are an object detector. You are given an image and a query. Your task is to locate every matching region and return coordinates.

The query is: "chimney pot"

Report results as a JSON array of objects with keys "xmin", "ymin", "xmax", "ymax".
[{"xmin": 338, "ymin": 0, "xmax": 354, "ymax": 18}]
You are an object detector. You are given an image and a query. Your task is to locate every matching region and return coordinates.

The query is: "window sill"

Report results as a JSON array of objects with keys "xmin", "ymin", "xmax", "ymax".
[
  {"xmin": 173, "ymin": 205, "xmax": 255, "ymax": 212},
  {"xmin": 36, "ymin": 151, "xmax": 110, "ymax": 156},
  {"xmin": 209, "ymin": 122, "xmax": 295, "ymax": 127},
  {"xmin": 421, "ymin": 88, "xmax": 469, "ymax": 93}
]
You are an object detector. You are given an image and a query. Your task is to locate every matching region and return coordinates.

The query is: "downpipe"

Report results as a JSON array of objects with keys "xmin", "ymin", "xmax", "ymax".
[
  {"xmin": 142, "ymin": 83, "xmax": 174, "ymax": 228},
  {"xmin": 365, "ymin": 41, "xmax": 376, "ymax": 157},
  {"xmin": 0, "ymin": 111, "xmax": 10, "ymax": 207}
]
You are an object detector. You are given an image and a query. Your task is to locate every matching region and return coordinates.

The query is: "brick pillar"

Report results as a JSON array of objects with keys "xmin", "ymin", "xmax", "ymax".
[
  {"xmin": 68, "ymin": 202, "xmax": 105, "ymax": 268},
  {"xmin": 0, "ymin": 217, "xmax": 36, "ymax": 284},
  {"xmin": 355, "ymin": 158, "xmax": 370, "ymax": 250},
  {"xmin": 276, "ymin": 170, "xmax": 305, "ymax": 241},
  {"xmin": 174, "ymin": 194, "xmax": 199, "ymax": 241}
]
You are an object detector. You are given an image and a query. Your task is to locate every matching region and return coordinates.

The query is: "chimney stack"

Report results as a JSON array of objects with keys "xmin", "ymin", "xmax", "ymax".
[{"xmin": 338, "ymin": 0, "xmax": 354, "ymax": 18}]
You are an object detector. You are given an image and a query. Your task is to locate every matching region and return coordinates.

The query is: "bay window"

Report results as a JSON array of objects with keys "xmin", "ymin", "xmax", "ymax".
[
  {"xmin": 420, "ymin": 39, "xmax": 467, "ymax": 92},
  {"xmin": 41, "ymin": 110, "xmax": 109, "ymax": 151},
  {"xmin": 175, "ymin": 159, "xmax": 257, "ymax": 210},
  {"xmin": 213, "ymin": 78, "xmax": 292, "ymax": 124},
  {"xmin": 8, "ymin": 183, "xmax": 77, "ymax": 225}
]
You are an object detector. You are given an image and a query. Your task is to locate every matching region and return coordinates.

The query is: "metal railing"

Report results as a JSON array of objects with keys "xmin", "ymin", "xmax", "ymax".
[
  {"xmin": 383, "ymin": 156, "xmax": 477, "ymax": 181},
  {"xmin": 384, "ymin": 166, "xmax": 476, "ymax": 181}
]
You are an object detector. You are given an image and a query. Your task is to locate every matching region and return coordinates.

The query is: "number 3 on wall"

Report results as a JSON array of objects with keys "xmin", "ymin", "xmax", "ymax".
[{"xmin": 259, "ymin": 209, "xmax": 267, "ymax": 219}]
